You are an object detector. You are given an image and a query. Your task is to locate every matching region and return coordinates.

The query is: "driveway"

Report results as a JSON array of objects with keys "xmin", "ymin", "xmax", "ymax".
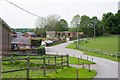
[{"xmin": 46, "ymin": 41, "xmax": 119, "ymax": 78}]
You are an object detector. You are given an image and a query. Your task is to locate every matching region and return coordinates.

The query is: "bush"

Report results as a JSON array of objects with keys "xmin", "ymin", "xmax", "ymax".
[
  {"xmin": 31, "ymin": 39, "xmax": 42, "ymax": 47},
  {"xmin": 36, "ymin": 46, "xmax": 46, "ymax": 55}
]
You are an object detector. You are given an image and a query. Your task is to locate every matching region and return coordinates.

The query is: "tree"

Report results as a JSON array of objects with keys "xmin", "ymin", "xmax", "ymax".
[
  {"xmin": 54, "ymin": 19, "xmax": 69, "ymax": 31},
  {"xmin": 46, "ymin": 14, "xmax": 60, "ymax": 31},
  {"xmin": 101, "ymin": 12, "xmax": 115, "ymax": 34},
  {"xmin": 80, "ymin": 15, "xmax": 92, "ymax": 37},
  {"xmin": 70, "ymin": 15, "xmax": 80, "ymax": 28},
  {"xmin": 35, "ymin": 14, "xmax": 60, "ymax": 37},
  {"xmin": 91, "ymin": 16, "xmax": 98, "ymax": 39}
]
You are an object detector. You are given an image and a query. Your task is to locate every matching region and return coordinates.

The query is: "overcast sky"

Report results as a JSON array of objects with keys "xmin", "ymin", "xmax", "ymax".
[{"xmin": 0, "ymin": 0, "xmax": 119, "ymax": 28}]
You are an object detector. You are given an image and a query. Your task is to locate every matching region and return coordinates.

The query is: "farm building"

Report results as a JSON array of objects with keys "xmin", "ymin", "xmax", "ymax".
[
  {"xmin": 0, "ymin": 18, "xmax": 11, "ymax": 55},
  {"xmin": 46, "ymin": 31, "xmax": 84, "ymax": 40}
]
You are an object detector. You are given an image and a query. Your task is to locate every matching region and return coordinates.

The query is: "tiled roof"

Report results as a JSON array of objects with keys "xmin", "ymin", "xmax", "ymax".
[
  {"xmin": 11, "ymin": 36, "xmax": 30, "ymax": 45},
  {"xmin": 16, "ymin": 32, "xmax": 24, "ymax": 36},
  {"xmin": 27, "ymin": 32, "xmax": 36, "ymax": 35}
]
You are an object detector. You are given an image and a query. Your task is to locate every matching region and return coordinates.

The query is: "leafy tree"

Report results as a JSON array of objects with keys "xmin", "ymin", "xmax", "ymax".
[
  {"xmin": 101, "ymin": 12, "xmax": 115, "ymax": 34},
  {"xmin": 70, "ymin": 15, "xmax": 80, "ymax": 28},
  {"xmin": 80, "ymin": 15, "xmax": 92, "ymax": 37}
]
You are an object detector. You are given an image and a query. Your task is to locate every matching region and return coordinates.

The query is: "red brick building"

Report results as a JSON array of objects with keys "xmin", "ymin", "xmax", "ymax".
[{"xmin": 24, "ymin": 32, "xmax": 37, "ymax": 38}]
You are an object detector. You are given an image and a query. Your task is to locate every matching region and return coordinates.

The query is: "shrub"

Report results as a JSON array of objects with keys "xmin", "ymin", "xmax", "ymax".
[
  {"xmin": 31, "ymin": 39, "xmax": 42, "ymax": 47},
  {"xmin": 36, "ymin": 46, "xmax": 46, "ymax": 55}
]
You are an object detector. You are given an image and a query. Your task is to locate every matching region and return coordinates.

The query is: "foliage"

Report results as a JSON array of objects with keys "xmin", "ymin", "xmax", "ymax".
[
  {"xmin": 101, "ymin": 10, "xmax": 120, "ymax": 34},
  {"xmin": 36, "ymin": 46, "xmax": 46, "ymax": 55},
  {"xmin": 69, "ymin": 10, "xmax": 120, "ymax": 37},
  {"xmin": 12, "ymin": 28, "xmax": 34, "ymax": 33},
  {"xmin": 35, "ymin": 15, "xmax": 69, "ymax": 37},
  {"xmin": 55, "ymin": 19, "xmax": 69, "ymax": 31},
  {"xmin": 70, "ymin": 15, "xmax": 80, "ymax": 28},
  {"xmin": 31, "ymin": 38, "xmax": 42, "ymax": 47},
  {"xmin": 80, "ymin": 15, "xmax": 92, "ymax": 37}
]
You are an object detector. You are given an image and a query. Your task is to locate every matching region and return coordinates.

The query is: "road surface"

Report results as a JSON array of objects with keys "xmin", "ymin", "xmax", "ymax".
[{"xmin": 46, "ymin": 41, "xmax": 119, "ymax": 79}]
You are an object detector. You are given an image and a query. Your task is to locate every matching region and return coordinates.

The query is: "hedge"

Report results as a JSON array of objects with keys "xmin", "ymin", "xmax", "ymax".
[{"xmin": 36, "ymin": 46, "xmax": 46, "ymax": 55}]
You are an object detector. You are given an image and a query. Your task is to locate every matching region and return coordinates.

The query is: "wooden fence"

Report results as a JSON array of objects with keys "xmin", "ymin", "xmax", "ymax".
[
  {"xmin": 2, "ymin": 54, "xmax": 69, "ymax": 79},
  {"xmin": 76, "ymin": 45, "xmax": 120, "ymax": 58}
]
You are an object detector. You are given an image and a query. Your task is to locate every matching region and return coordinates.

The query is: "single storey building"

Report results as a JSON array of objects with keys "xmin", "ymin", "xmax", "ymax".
[
  {"xmin": 46, "ymin": 31, "xmax": 84, "ymax": 40},
  {"xmin": 0, "ymin": 18, "xmax": 11, "ymax": 55}
]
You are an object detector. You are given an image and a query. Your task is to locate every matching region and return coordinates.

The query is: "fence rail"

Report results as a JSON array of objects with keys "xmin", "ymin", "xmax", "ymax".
[
  {"xmin": 2, "ymin": 54, "xmax": 69, "ymax": 79},
  {"xmin": 76, "ymin": 45, "xmax": 120, "ymax": 57}
]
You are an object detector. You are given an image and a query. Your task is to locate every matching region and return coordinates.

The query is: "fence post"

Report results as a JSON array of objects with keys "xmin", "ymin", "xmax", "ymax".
[
  {"xmin": 92, "ymin": 58, "xmax": 93, "ymax": 62},
  {"xmin": 80, "ymin": 55, "xmax": 82, "ymax": 59},
  {"xmin": 61, "ymin": 55, "xmax": 63, "ymax": 69},
  {"xmin": 78, "ymin": 58, "xmax": 80, "ymax": 64},
  {"xmin": 48, "ymin": 55, "xmax": 50, "ymax": 65},
  {"xmin": 10, "ymin": 56, "xmax": 13, "ymax": 63},
  {"xmin": 116, "ymin": 55, "xmax": 118, "ymax": 59},
  {"xmin": 74, "ymin": 54, "xmax": 75, "ymax": 57},
  {"xmin": 43, "ymin": 57, "xmax": 46, "ymax": 76},
  {"xmin": 76, "ymin": 69, "xmax": 79, "ymax": 79},
  {"xmin": 66, "ymin": 54, "xmax": 69, "ymax": 67},
  {"xmin": 82, "ymin": 62, "xmax": 84, "ymax": 69},
  {"xmin": 57, "ymin": 52, "xmax": 58, "ymax": 55},
  {"xmin": 108, "ymin": 54, "xmax": 110, "ymax": 58},
  {"xmin": 87, "ymin": 57, "xmax": 88, "ymax": 60},
  {"xmin": 54, "ymin": 55, "xmax": 57, "ymax": 73},
  {"xmin": 26, "ymin": 56, "xmax": 30, "ymax": 79},
  {"xmin": 88, "ymin": 64, "xmax": 91, "ymax": 72},
  {"xmin": 0, "ymin": 57, "xmax": 1, "ymax": 80}
]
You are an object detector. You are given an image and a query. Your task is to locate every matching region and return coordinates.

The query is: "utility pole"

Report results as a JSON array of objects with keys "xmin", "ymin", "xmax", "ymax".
[
  {"xmin": 76, "ymin": 23, "xmax": 79, "ymax": 48},
  {"xmin": 94, "ymin": 25, "xmax": 96, "ymax": 41},
  {"xmin": 77, "ymin": 24, "xmax": 79, "ymax": 48}
]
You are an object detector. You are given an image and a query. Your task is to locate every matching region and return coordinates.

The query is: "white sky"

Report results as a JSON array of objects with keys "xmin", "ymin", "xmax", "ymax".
[{"xmin": 0, "ymin": 0, "xmax": 119, "ymax": 28}]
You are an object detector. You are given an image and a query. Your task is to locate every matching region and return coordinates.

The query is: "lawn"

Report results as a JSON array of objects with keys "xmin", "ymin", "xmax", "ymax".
[
  {"xmin": 41, "ymin": 67, "xmax": 96, "ymax": 79},
  {"xmin": 2, "ymin": 55, "xmax": 95, "ymax": 78},
  {"xmin": 2, "ymin": 67, "xmax": 96, "ymax": 79},
  {"xmin": 69, "ymin": 57, "xmax": 95, "ymax": 64},
  {"xmin": 66, "ymin": 36, "xmax": 119, "ymax": 62},
  {"xmin": 67, "ymin": 36, "xmax": 118, "ymax": 52}
]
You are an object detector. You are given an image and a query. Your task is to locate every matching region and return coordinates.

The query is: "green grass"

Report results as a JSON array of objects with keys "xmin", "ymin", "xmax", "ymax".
[
  {"xmin": 83, "ymin": 52, "xmax": 119, "ymax": 62},
  {"xmin": 40, "ymin": 67, "xmax": 96, "ymax": 79},
  {"xmin": 2, "ymin": 55, "xmax": 96, "ymax": 78},
  {"xmin": 66, "ymin": 36, "xmax": 119, "ymax": 62},
  {"xmin": 69, "ymin": 57, "xmax": 95, "ymax": 64},
  {"xmin": 67, "ymin": 36, "xmax": 118, "ymax": 52},
  {"xmin": 2, "ymin": 67, "xmax": 96, "ymax": 79},
  {"xmin": 2, "ymin": 55, "xmax": 95, "ymax": 66}
]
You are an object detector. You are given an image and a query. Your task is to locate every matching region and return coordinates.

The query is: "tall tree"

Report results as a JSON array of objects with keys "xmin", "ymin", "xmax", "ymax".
[
  {"xmin": 91, "ymin": 16, "xmax": 98, "ymax": 39},
  {"xmin": 35, "ymin": 14, "xmax": 60, "ymax": 37},
  {"xmin": 46, "ymin": 14, "xmax": 60, "ymax": 31},
  {"xmin": 70, "ymin": 15, "xmax": 80, "ymax": 28},
  {"xmin": 101, "ymin": 12, "xmax": 115, "ymax": 34},
  {"xmin": 80, "ymin": 15, "xmax": 92, "ymax": 37}
]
